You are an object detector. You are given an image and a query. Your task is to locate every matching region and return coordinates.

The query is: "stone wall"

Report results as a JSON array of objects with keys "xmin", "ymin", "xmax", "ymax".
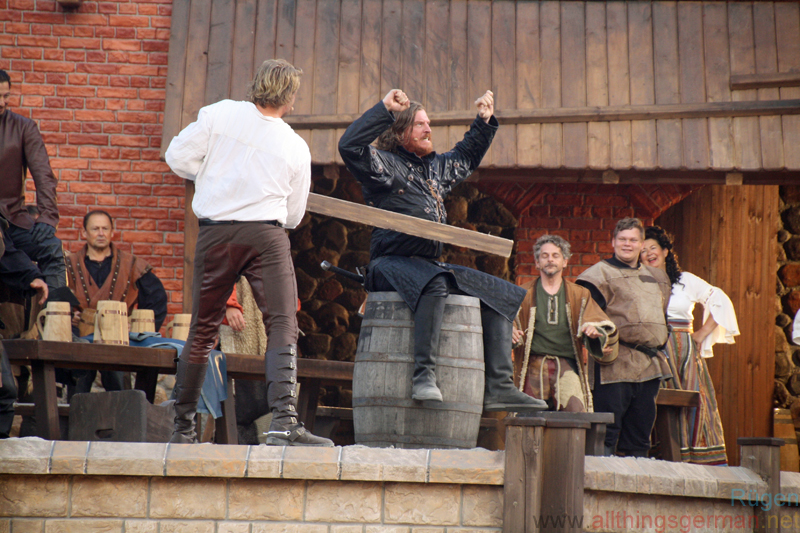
[
  {"xmin": 0, "ymin": 439, "xmax": 778, "ymax": 533},
  {"xmin": 774, "ymin": 185, "xmax": 800, "ymax": 410}
]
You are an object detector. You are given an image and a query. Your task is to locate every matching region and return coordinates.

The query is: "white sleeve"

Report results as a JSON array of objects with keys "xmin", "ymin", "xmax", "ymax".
[
  {"xmin": 686, "ymin": 272, "xmax": 740, "ymax": 358},
  {"xmin": 164, "ymin": 106, "xmax": 213, "ymax": 181},
  {"xmin": 283, "ymin": 140, "xmax": 311, "ymax": 230},
  {"xmin": 793, "ymin": 310, "xmax": 800, "ymax": 345}
]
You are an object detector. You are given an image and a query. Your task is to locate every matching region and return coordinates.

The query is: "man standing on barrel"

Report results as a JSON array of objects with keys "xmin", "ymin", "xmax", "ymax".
[
  {"xmin": 165, "ymin": 59, "xmax": 333, "ymax": 446},
  {"xmin": 338, "ymin": 89, "xmax": 545, "ymax": 412}
]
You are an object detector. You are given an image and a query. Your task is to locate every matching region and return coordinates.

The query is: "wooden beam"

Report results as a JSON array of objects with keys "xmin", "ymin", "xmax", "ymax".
[
  {"xmin": 286, "ymin": 99, "xmax": 800, "ymax": 129},
  {"xmin": 730, "ymin": 71, "xmax": 800, "ymax": 90},
  {"xmin": 305, "ymin": 193, "xmax": 514, "ymax": 258}
]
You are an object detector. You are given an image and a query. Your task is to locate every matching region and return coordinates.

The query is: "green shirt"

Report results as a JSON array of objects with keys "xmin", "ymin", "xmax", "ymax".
[{"xmin": 529, "ymin": 279, "xmax": 574, "ymax": 359}]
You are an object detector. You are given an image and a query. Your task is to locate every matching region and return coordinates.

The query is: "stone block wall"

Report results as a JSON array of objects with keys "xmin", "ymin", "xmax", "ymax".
[{"xmin": 1, "ymin": 438, "xmax": 783, "ymax": 533}]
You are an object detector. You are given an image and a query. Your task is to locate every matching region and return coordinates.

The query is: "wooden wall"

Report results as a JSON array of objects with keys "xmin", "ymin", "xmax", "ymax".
[
  {"xmin": 162, "ymin": 0, "xmax": 800, "ymax": 178},
  {"xmin": 657, "ymin": 185, "xmax": 779, "ymax": 467}
]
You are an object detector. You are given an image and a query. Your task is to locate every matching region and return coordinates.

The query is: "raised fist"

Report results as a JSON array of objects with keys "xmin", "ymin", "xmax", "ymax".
[
  {"xmin": 475, "ymin": 90, "xmax": 494, "ymax": 122},
  {"xmin": 383, "ymin": 89, "xmax": 410, "ymax": 113}
]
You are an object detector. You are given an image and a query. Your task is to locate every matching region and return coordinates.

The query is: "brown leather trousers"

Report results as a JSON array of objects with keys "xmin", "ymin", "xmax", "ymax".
[{"xmin": 180, "ymin": 222, "xmax": 299, "ymax": 365}]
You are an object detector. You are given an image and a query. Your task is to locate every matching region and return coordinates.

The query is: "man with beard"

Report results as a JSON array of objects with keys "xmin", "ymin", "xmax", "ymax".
[
  {"xmin": 338, "ymin": 89, "xmax": 545, "ymax": 412},
  {"xmin": 513, "ymin": 234, "xmax": 617, "ymax": 412},
  {"xmin": 576, "ymin": 217, "xmax": 671, "ymax": 456}
]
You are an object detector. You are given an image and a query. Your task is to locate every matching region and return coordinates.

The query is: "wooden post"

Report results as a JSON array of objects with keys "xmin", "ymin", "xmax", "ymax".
[
  {"xmin": 504, "ymin": 417, "xmax": 545, "ymax": 533},
  {"xmin": 540, "ymin": 419, "xmax": 590, "ymax": 533},
  {"xmin": 30, "ymin": 361, "xmax": 60, "ymax": 440},
  {"xmin": 739, "ymin": 437, "xmax": 784, "ymax": 533}
]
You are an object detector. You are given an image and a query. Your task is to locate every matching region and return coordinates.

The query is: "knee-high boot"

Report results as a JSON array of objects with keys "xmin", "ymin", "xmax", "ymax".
[
  {"xmin": 411, "ymin": 295, "xmax": 446, "ymax": 402},
  {"xmin": 169, "ymin": 357, "xmax": 208, "ymax": 444},
  {"xmin": 481, "ymin": 308, "xmax": 547, "ymax": 412},
  {"xmin": 263, "ymin": 345, "xmax": 334, "ymax": 446}
]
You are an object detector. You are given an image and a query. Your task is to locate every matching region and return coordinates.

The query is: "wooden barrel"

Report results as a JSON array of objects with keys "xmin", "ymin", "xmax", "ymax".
[
  {"xmin": 353, "ymin": 292, "xmax": 484, "ymax": 449},
  {"xmin": 774, "ymin": 408, "xmax": 800, "ymax": 472}
]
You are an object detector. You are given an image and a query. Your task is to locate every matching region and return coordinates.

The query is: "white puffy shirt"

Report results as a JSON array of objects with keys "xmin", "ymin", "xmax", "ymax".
[
  {"xmin": 793, "ymin": 309, "xmax": 800, "ymax": 345},
  {"xmin": 165, "ymin": 100, "xmax": 311, "ymax": 229},
  {"xmin": 667, "ymin": 271, "xmax": 740, "ymax": 358}
]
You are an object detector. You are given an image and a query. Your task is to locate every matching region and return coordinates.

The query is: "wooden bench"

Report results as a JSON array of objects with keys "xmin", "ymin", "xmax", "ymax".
[
  {"xmin": 655, "ymin": 388, "xmax": 701, "ymax": 461},
  {"xmin": 3, "ymin": 339, "xmax": 353, "ymax": 444}
]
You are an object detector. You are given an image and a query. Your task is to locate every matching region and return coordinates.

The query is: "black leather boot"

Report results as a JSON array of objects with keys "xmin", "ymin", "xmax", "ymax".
[
  {"xmin": 264, "ymin": 345, "xmax": 334, "ymax": 446},
  {"xmin": 481, "ymin": 308, "xmax": 547, "ymax": 412},
  {"xmin": 169, "ymin": 358, "xmax": 207, "ymax": 444},
  {"xmin": 411, "ymin": 295, "xmax": 446, "ymax": 402}
]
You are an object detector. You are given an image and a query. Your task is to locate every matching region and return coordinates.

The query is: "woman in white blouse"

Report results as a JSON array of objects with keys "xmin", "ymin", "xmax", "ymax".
[{"xmin": 642, "ymin": 226, "xmax": 740, "ymax": 465}]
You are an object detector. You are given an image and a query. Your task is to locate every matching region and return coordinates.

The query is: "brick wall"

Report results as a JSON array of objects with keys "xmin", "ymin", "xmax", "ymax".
[
  {"xmin": 1, "ymin": 0, "xmax": 185, "ymax": 322},
  {"xmin": 477, "ymin": 182, "xmax": 702, "ymax": 284}
]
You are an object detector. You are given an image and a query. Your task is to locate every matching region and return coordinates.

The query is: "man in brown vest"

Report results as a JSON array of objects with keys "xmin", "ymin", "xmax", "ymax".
[{"xmin": 64, "ymin": 210, "xmax": 167, "ymax": 393}]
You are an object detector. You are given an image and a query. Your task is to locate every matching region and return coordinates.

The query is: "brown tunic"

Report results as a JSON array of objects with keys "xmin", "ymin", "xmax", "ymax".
[
  {"xmin": 65, "ymin": 244, "xmax": 151, "ymax": 335},
  {"xmin": 513, "ymin": 277, "xmax": 618, "ymax": 411},
  {"xmin": 577, "ymin": 260, "xmax": 671, "ymax": 385}
]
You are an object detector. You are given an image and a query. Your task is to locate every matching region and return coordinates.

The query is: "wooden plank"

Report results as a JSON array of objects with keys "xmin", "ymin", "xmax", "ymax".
[
  {"xmin": 204, "ymin": 0, "xmax": 235, "ymax": 105},
  {"xmin": 776, "ymin": 2, "xmax": 800, "ymax": 169},
  {"xmin": 653, "ymin": 1, "xmax": 682, "ymax": 169},
  {"xmin": 335, "ymin": 0, "xmax": 363, "ymax": 165},
  {"xmin": 31, "ymin": 361, "xmax": 60, "ymax": 440},
  {"xmin": 305, "ymin": 193, "xmax": 514, "ymax": 257},
  {"xmin": 310, "ymin": 0, "xmax": 340, "ymax": 164},
  {"xmin": 467, "ymin": 0, "xmax": 493, "ymax": 166},
  {"xmin": 161, "ymin": 0, "xmax": 191, "ymax": 158},
  {"xmin": 607, "ymin": 1, "xmax": 631, "ymax": 169},
  {"xmin": 561, "ymin": 1, "xmax": 588, "ymax": 169},
  {"xmin": 401, "ymin": 0, "xmax": 426, "ymax": 101},
  {"xmin": 274, "ymin": 0, "xmax": 296, "ymax": 61},
  {"xmin": 284, "ymin": 99, "xmax": 800, "ymax": 129},
  {"xmin": 491, "ymin": 0, "xmax": 516, "ymax": 168},
  {"xmin": 253, "ymin": 0, "xmax": 278, "ymax": 71},
  {"xmin": 292, "ymin": 0, "xmax": 316, "ymax": 146},
  {"xmin": 703, "ymin": 1, "xmax": 734, "ymax": 170},
  {"xmin": 752, "ymin": 2, "xmax": 785, "ymax": 170},
  {"xmin": 358, "ymin": 0, "xmax": 382, "ymax": 112},
  {"xmin": 448, "ymin": 0, "xmax": 468, "ymax": 149},
  {"xmin": 540, "ymin": 0, "xmax": 562, "ymax": 168},
  {"xmin": 728, "ymin": 2, "xmax": 761, "ymax": 171},
  {"xmin": 502, "ymin": 426, "xmax": 526, "ymax": 532},
  {"xmin": 180, "ymin": 0, "xmax": 213, "ymax": 130},
  {"xmin": 426, "ymin": 0, "xmax": 450, "ymax": 160},
  {"xmin": 230, "ymin": 0, "xmax": 258, "ymax": 101},
  {"xmin": 516, "ymin": 0, "xmax": 541, "ymax": 167},
  {"xmin": 656, "ymin": 389, "xmax": 701, "ymax": 407},
  {"xmin": 678, "ymin": 1, "xmax": 709, "ymax": 170},
  {"xmin": 628, "ymin": 1, "xmax": 657, "ymax": 170},
  {"xmin": 732, "ymin": 71, "xmax": 800, "ymax": 91},
  {"xmin": 381, "ymin": 0, "xmax": 403, "ymax": 94},
  {"xmin": 586, "ymin": 1, "xmax": 609, "ymax": 169}
]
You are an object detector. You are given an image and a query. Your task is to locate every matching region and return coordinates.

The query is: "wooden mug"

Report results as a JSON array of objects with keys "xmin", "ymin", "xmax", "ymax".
[
  {"xmin": 129, "ymin": 309, "xmax": 156, "ymax": 333},
  {"xmin": 36, "ymin": 301, "xmax": 73, "ymax": 342},
  {"xmin": 93, "ymin": 300, "xmax": 129, "ymax": 346},
  {"xmin": 166, "ymin": 313, "xmax": 192, "ymax": 341}
]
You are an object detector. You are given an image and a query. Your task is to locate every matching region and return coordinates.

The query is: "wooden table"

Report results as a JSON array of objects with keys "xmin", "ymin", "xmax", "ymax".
[{"xmin": 3, "ymin": 339, "xmax": 354, "ymax": 444}]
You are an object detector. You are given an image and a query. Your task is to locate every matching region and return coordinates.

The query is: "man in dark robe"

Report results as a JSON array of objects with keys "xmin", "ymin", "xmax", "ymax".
[{"xmin": 338, "ymin": 89, "xmax": 544, "ymax": 412}]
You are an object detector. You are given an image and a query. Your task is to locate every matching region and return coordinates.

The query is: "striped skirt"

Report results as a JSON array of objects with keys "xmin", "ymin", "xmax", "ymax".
[{"xmin": 662, "ymin": 321, "xmax": 728, "ymax": 465}]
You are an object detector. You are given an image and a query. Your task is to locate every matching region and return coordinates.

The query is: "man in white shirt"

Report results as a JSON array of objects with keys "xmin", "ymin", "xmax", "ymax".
[{"xmin": 165, "ymin": 59, "xmax": 332, "ymax": 446}]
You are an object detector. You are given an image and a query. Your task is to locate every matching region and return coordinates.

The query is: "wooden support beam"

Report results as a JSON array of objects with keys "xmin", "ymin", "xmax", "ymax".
[
  {"xmin": 730, "ymin": 72, "xmax": 800, "ymax": 91},
  {"xmin": 286, "ymin": 99, "xmax": 800, "ymax": 129},
  {"xmin": 306, "ymin": 193, "xmax": 514, "ymax": 257}
]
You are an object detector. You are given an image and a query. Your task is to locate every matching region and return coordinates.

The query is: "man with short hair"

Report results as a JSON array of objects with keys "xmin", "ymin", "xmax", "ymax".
[
  {"xmin": 338, "ymin": 89, "xmax": 545, "ymax": 412},
  {"xmin": 0, "ymin": 69, "xmax": 65, "ymax": 293},
  {"xmin": 513, "ymin": 234, "xmax": 617, "ymax": 412},
  {"xmin": 63, "ymin": 209, "xmax": 167, "ymax": 394},
  {"xmin": 166, "ymin": 59, "xmax": 332, "ymax": 446},
  {"xmin": 577, "ymin": 217, "xmax": 671, "ymax": 456}
]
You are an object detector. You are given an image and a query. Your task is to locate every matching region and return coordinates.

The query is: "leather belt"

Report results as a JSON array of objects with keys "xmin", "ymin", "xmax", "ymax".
[
  {"xmin": 198, "ymin": 219, "xmax": 282, "ymax": 227},
  {"xmin": 620, "ymin": 340, "xmax": 663, "ymax": 358}
]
